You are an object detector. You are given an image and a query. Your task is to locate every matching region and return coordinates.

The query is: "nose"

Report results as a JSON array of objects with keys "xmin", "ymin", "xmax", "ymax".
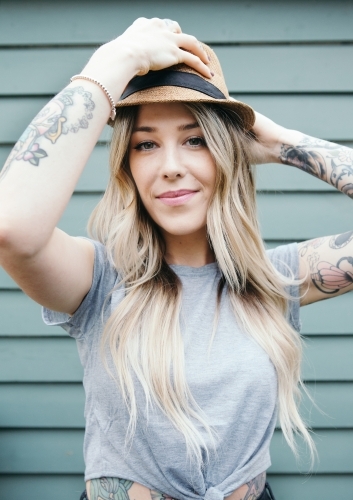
[{"xmin": 160, "ymin": 146, "xmax": 186, "ymax": 179}]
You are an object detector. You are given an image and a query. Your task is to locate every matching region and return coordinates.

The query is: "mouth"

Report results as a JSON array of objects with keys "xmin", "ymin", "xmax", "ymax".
[{"xmin": 156, "ymin": 189, "xmax": 198, "ymax": 206}]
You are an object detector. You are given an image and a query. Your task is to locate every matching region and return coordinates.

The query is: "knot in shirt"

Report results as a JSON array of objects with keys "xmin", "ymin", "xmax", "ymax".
[{"xmin": 204, "ymin": 486, "xmax": 224, "ymax": 500}]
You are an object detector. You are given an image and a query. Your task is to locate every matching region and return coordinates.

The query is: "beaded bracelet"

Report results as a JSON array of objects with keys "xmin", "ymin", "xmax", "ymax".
[{"xmin": 70, "ymin": 74, "xmax": 116, "ymax": 122}]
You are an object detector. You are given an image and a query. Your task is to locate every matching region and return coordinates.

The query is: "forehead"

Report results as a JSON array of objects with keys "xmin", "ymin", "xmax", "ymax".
[{"xmin": 135, "ymin": 102, "xmax": 196, "ymax": 127}]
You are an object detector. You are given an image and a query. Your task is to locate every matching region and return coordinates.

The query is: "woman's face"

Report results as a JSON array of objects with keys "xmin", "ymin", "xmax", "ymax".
[{"xmin": 129, "ymin": 103, "xmax": 216, "ymax": 238}]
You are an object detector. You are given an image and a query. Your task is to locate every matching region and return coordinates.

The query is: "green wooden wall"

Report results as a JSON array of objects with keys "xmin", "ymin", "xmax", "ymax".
[{"xmin": 0, "ymin": 1, "xmax": 352, "ymax": 498}]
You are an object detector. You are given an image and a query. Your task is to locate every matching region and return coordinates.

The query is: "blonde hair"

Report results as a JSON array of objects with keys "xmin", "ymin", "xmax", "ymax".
[{"xmin": 88, "ymin": 103, "xmax": 315, "ymax": 466}]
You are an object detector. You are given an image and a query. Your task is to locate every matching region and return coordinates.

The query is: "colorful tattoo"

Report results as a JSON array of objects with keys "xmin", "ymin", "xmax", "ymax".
[
  {"xmin": 311, "ymin": 256, "xmax": 353, "ymax": 294},
  {"xmin": 89, "ymin": 477, "xmax": 133, "ymax": 500},
  {"xmin": 279, "ymin": 135, "xmax": 353, "ymax": 198},
  {"xmin": 0, "ymin": 86, "xmax": 95, "ymax": 181}
]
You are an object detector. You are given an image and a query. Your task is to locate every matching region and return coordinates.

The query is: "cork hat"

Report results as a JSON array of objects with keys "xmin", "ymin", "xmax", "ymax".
[{"xmin": 115, "ymin": 42, "xmax": 255, "ymax": 131}]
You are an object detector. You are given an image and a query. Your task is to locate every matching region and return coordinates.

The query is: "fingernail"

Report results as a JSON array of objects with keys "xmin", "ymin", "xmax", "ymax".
[{"xmin": 210, "ymin": 71, "xmax": 214, "ymax": 77}]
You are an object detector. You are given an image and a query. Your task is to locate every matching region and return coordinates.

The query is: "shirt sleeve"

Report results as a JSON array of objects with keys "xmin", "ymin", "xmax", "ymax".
[
  {"xmin": 42, "ymin": 238, "xmax": 118, "ymax": 339},
  {"xmin": 266, "ymin": 242, "xmax": 301, "ymax": 332}
]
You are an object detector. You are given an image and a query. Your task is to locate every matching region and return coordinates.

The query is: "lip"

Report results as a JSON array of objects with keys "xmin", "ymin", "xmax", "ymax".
[{"xmin": 156, "ymin": 189, "xmax": 198, "ymax": 206}]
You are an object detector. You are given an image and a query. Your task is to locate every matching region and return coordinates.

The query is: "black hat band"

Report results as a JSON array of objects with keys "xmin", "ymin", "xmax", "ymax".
[{"xmin": 120, "ymin": 70, "xmax": 227, "ymax": 101}]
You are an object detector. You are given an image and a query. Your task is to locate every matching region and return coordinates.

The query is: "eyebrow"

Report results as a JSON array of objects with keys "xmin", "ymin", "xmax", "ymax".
[{"xmin": 132, "ymin": 122, "xmax": 200, "ymax": 133}]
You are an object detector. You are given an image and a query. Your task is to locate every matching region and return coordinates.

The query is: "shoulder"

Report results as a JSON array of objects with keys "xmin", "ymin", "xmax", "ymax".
[
  {"xmin": 42, "ymin": 238, "xmax": 119, "ymax": 337},
  {"xmin": 266, "ymin": 242, "xmax": 299, "ymax": 278}
]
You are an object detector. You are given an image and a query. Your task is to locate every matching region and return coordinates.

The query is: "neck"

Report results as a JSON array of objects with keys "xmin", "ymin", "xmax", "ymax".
[{"xmin": 162, "ymin": 228, "xmax": 215, "ymax": 267}]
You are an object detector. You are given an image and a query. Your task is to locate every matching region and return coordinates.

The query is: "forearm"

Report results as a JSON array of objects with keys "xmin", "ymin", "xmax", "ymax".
[
  {"xmin": 277, "ymin": 129, "xmax": 353, "ymax": 198},
  {"xmin": 0, "ymin": 52, "xmax": 136, "ymax": 256}
]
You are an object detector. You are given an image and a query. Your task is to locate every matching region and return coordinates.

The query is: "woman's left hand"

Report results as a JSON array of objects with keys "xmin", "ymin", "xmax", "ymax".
[{"xmin": 249, "ymin": 111, "xmax": 288, "ymax": 165}]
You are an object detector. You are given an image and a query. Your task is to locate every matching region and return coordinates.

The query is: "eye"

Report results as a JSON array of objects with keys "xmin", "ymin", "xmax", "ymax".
[
  {"xmin": 134, "ymin": 141, "xmax": 156, "ymax": 151},
  {"xmin": 186, "ymin": 136, "xmax": 206, "ymax": 147}
]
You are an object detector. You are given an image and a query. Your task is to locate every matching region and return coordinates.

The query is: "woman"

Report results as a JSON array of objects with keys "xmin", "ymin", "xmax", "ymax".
[{"xmin": 0, "ymin": 17, "xmax": 352, "ymax": 500}]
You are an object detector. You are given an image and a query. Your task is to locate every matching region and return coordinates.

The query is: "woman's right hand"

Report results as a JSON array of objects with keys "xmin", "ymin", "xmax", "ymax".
[{"xmin": 80, "ymin": 17, "xmax": 212, "ymax": 102}]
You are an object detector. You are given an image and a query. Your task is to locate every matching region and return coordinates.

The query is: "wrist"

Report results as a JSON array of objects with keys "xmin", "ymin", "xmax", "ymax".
[
  {"xmin": 276, "ymin": 128, "xmax": 305, "ymax": 160},
  {"xmin": 79, "ymin": 41, "xmax": 140, "ymax": 103}
]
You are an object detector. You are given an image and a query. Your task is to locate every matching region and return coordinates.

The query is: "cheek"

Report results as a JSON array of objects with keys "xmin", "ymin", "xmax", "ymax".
[
  {"xmin": 130, "ymin": 166, "xmax": 154, "ymax": 206},
  {"xmin": 199, "ymin": 159, "xmax": 217, "ymax": 193}
]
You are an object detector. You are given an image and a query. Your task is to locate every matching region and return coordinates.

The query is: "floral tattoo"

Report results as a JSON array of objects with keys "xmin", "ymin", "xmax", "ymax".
[
  {"xmin": 311, "ymin": 256, "xmax": 353, "ymax": 294},
  {"xmin": 298, "ymin": 233, "xmax": 353, "ymax": 296},
  {"xmin": 279, "ymin": 135, "xmax": 353, "ymax": 198},
  {"xmin": 88, "ymin": 477, "xmax": 133, "ymax": 500},
  {"xmin": 0, "ymin": 86, "xmax": 95, "ymax": 180}
]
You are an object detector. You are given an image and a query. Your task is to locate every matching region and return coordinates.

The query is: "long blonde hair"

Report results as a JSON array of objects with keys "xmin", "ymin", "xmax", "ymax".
[{"xmin": 88, "ymin": 103, "xmax": 314, "ymax": 465}]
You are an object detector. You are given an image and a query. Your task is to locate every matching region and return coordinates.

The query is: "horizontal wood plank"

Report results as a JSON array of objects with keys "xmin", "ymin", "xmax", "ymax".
[
  {"xmin": 0, "ymin": 338, "xmax": 83, "ymax": 382},
  {"xmin": 2, "ymin": 45, "xmax": 353, "ymax": 95},
  {"xmin": 0, "ymin": 475, "xmax": 85, "ymax": 500},
  {"xmin": 1, "ymin": 1, "xmax": 353, "ymax": 45},
  {"xmin": 301, "ymin": 381, "xmax": 353, "ymax": 428},
  {"xmin": 258, "ymin": 192, "xmax": 353, "ymax": 241},
  {"xmin": 0, "ymin": 383, "xmax": 86, "ymax": 428},
  {"xmin": 0, "ymin": 428, "xmax": 352, "ymax": 474},
  {"xmin": 0, "ymin": 429, "xmax": 84, "ymax": 473},
  {"xmin": 1, "ymin": 95, "xmax": 353, "ymax": 145},
  {"xmin": 241, "ymin": 95, "xmax": 353, "ymax": 142},
  {"xmin": 301, "ymin": 336, "xmax": 353, "ymax": 381},
  {"xmin": 0, "ymin": 290, "xmax": 63, "ymax": 335},
  {"xmin": 0, "ymin": 336, "xmax": 352, "ymax": 382},
  {"xmin": 269, "ymin": 429, "xmax": 353, "ymax": 473},
  {"xmin": 300, "ymin": 293, "xmax": 353, "ymax": 336},
  {"xmin": 267, "ymin": 474, "xmax": 353, "ymax": 500},
  {"xmin": 0, "ymin": 381, "xmax": 351, "ymax": 429}
]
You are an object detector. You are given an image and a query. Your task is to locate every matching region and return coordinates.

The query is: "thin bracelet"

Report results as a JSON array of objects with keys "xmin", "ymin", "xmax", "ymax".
[{"xmin": 70, "ymin": 74, "xmax": 116, "ymax": 122}]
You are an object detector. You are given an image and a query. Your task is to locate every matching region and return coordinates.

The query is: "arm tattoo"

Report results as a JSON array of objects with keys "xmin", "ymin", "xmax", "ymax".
[
  {"xmin": 279, "ymin": 135, "xmax": 353, "ymax": 198},
  {"xmin": 0, "ymin": 86, "xmax": 95, "ymax": 181},
  {"xmin": 309, "ymin": 251, "xmax": 353, "ymax": 295},
  {"xmin": 150, "ymin": 491, "xmax": 175, "ymax": 500},
  {"xmin": 329, "ymin": 230, "xmax": 353, "ymax": 249},
  {"xmin": 89, "ymin": 477, "xmax": 133, "ymax": 500},
  {"xmin": 241, "ymin": 472, "xmax": 266, "ymax": 500},
  {"xmin": 298, "ymin": 237, "xmax": 329, "ymax": 257}
]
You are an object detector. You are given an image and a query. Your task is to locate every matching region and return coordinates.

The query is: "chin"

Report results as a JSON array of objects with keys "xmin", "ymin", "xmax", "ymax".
[{"xmin": 157, "ymin": 219, "xmax": 207, "ymax": 238}]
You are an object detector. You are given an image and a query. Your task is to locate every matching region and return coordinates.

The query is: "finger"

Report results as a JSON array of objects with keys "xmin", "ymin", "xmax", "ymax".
[
  {"xmin": 163, "ymin": 18, "xmax": 182, "ymax": 34},
  {"xmin": 177, "ymin": 49, "xmax": 213, "ymax": 79},
  {"xmin": 175, "ymin": 34, "xmax": 210, "ymax": 66}
]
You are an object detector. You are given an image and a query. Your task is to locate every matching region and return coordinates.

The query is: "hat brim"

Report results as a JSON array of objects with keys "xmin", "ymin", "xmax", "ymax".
[{"xmin": 115, "ymin": 86, "xmax": 255, "ymax": 131}]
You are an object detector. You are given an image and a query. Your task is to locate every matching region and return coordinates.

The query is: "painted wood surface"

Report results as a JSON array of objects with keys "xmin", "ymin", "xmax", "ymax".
[
  {"xmin": 0, "ymin": 0, "xmax": 352, "ymax": 498},
  {"xmin": 2, "ymin": 45, "xmax": 353, "ymax": 95},
  {"xmin": 1, "ymin": 1, "xmax": 353, "ymax": 44}
]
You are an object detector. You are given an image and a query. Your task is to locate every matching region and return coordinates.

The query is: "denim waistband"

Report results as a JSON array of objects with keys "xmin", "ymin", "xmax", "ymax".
[{"xmin": 258, "ymin": 482, "xmax": 276, "ymax": 500}]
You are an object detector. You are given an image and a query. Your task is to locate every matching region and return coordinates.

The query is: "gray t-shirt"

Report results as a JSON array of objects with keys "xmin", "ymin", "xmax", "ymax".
[{"xmin": 42, "ymin": 240, "xmax": 300, "ymax": 500}]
